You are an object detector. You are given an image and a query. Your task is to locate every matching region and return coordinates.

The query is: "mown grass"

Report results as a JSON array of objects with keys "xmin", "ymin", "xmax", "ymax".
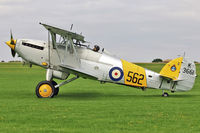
[{"xmin": 0, "ymin": 63, "xmax": 199, "ymax": 133}]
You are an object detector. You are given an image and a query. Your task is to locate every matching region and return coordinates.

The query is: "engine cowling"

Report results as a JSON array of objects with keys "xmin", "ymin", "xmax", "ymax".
[{"xmin": 52, "ymin": 70, "xmax": 69, "ymax": 80}]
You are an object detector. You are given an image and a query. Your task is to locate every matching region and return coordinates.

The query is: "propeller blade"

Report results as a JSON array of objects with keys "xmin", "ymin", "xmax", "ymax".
[
  {"xmin": 10, "ymin": 30, "xmax": 13, "ymax": 40},
  {"xmin": 10, "ymin": 30, "xmax": 15, "ymax": 45},
  {"xmin": 11, "ymin": 49, "xmax": 16, "ymax": 57},
  {"xmin": 6, "ymin": 30, "xmax": 16, "ymax": 57}
]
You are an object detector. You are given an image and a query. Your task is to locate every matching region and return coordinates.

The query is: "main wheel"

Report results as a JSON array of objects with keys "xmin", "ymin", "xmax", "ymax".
[
  {"xmin": 36, "ymin": 81, "xmax": 55, "ymax": 98},
  {"xmin": 162, "ymin": 92, "xmax": 169, "ymax": 97},
  {"xmin": 51, "ymin": 80, "xmax": 59, "ymax": 96}
]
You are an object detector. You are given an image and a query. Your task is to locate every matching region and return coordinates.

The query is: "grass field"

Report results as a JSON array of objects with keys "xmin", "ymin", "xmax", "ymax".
[{"xmin": 0, "ymin": 63, "xmax": 200, "ymax": 133}]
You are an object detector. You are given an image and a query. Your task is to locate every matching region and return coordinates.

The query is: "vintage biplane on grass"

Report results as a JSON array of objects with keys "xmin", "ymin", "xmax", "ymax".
[{"xmin": 5, "ymin": 23, "xmax": 196, "ymax": 98}]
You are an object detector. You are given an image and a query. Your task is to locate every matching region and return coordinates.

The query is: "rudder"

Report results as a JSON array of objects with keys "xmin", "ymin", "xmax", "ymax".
[{"xmin": 176, "ymin": 57, "xmax": 196, "ymax": 91}]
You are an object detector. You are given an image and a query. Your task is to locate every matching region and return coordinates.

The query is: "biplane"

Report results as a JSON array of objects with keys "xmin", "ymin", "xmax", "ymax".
[{"xmin": 5, "ymin": 23, "xmax": 196, "ymax": 98}]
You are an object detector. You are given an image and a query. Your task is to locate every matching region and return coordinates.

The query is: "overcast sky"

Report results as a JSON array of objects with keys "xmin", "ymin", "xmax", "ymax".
[{"xmin": 0, "ymin": 0, "xmax": 200, "ymax": 62}]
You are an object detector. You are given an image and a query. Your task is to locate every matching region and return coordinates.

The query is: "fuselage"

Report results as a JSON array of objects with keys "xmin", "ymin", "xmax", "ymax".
[{"xmin": 14, "ymin": 39, "xmax": 196, "ymax": 92}]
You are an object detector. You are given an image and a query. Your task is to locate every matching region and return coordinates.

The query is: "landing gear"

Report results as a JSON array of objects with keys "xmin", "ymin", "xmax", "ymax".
[
  {"xmin": 162, "ymin": 90, "xmax": 169, "ymax": 97},
  {"xmin": 52, "ymin": 80, "xmax": 59, "ymax": 96},
  {"xmin": 35, "ymin": 68, "xmax": 79, "ymax": 98},
  {"xmin": 36, "ymin": 81, "xmax": 56, "ymax": 98}
]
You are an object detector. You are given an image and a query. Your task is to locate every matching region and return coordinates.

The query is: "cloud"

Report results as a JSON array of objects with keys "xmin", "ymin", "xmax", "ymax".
[{"xmin": 0, "ymin": 0, "xmax": 200, "ymax": 62}]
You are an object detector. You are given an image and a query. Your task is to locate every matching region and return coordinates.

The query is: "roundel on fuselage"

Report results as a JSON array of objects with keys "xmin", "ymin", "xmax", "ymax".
[{"xmin": 109, "ymin": 67, "xmax": 124, "ymax": 81}]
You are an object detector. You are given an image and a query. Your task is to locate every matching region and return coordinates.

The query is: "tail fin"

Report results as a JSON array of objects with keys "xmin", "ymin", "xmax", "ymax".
[
  {"xmin": 160, "ymin": 57, "xmax": 196, "ymax": 91},
  {"xmin": 160, "ymin": 57, "xmax": 183, "ymax": 80}
]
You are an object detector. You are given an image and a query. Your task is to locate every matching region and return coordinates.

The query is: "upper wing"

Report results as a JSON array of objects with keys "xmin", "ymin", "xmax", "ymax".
[
  {"xmin": 39, "ymin": 22, "xmax": 85, "ymax": 42},
  {"xmin": 40, "ymin": 22, "xmax": 82, "ymax": 68}
]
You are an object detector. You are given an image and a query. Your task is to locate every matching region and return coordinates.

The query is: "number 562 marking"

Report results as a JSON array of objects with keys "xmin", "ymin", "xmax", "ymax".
[{"xmin": 126, "ymin": 71, "xmax": 144, "ymax": 85}]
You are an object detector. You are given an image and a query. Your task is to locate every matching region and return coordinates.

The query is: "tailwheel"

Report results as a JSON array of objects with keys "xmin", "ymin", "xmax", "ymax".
[
  {"xmin": 51, "ymin": 80, "xmax": 59, "ymax": 96},
  {"xmin": 162, "ymin": 92, "xmax": 169, "ymax": 97},
  {"xmin": 36, "ymin": 81, "xmax": 55, "ymax": 98}
]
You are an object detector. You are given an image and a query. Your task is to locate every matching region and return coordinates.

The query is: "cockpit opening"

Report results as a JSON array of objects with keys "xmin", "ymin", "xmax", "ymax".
[{"xmin": 93, "ymin": 45, "xmax": 100, "ymax": 52}]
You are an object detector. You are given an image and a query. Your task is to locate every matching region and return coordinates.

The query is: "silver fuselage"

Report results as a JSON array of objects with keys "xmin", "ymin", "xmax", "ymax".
[{"xmin": 14, "ymin": 39, "xmax": 196, "ymax": 92}]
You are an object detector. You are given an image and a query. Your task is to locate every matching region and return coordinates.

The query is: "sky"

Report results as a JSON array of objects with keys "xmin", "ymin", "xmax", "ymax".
[{"xmin": 0, "ymin": 0, "xmax": 200, "ymax": 62}]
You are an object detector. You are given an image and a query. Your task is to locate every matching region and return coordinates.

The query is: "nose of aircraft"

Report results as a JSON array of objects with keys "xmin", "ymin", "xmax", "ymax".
[
  {"xmin": 5, "ymin": 39, "xmax": 16, "ymax": 50},
  {"xmin": 5, "ymin": 31, "xmax": 16, "ymax": 57}
]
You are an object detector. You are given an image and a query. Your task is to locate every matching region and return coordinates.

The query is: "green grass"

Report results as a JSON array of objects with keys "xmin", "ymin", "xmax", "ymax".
[{"xmin": 0, "ymin": 63, "xmax": 200, "ymax": 133}]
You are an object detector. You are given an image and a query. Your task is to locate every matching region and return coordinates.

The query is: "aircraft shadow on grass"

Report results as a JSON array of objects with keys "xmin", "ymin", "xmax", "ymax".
[{"xmin": 57, "ymin": 91, "xmax": 198, "ymax": 100}]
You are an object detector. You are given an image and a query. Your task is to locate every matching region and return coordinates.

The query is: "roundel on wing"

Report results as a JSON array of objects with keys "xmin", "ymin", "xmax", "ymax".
[{"xmin": 109, "ymin": 67, "xmax": 124, "ymax": 81}]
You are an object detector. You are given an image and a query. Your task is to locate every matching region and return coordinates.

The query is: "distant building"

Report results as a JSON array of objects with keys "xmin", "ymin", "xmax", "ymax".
[{"xmin": 163, "ymin": 59, "xmax": 172, "ymax": 63}]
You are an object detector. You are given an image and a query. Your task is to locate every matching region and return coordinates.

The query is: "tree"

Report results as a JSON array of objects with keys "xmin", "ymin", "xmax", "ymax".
[{"xmin": 152, "ymin": 58, "xmax": 163, "ymax": 63}]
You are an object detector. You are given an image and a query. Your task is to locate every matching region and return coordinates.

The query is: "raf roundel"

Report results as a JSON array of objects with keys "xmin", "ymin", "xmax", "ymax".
[
  {"xmin": 171, "ymin": 65, "xmax": 176, "ymax": 72},
  {"xmin": 109, "ymin": 67, "xmax": 124, "ymax": 81}
]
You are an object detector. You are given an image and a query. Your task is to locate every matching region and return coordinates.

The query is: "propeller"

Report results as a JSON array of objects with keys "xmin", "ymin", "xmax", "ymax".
[{"xmin": 5, "ymin": 30, "xmax": 16, "ymax": 57}]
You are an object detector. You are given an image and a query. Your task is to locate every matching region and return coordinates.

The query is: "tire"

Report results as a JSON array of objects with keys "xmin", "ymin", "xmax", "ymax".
[
  {"xmin": 35, "ymin": 81, "xmax": 55, "ymax": 98},
  {"xmin": 162, "ymin": 92, "xmax": 169, "ymax": 97},
  {"xmin": 51, "ymin": 80, "xmax": 59, "ymax": 96}
]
